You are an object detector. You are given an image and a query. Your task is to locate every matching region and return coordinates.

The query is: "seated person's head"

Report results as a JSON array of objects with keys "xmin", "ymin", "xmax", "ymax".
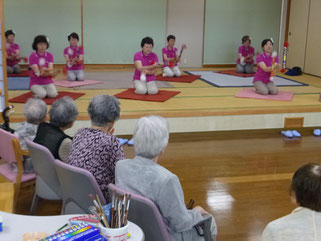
[
  {"xmin": 32, "ymin": 35, "xmax": 50, "ymax": 51},
  {"xmin": 49, "ymin": 97, "xmax": 78, "ymax": 129},
  {"xmin": 141, "ymin": 36, "xmax": 154, "ymax": 55},
  {"xmin": 134, "ymin": 115, "xmax": 169, "ymax": 160},
  {"xmin": 24, "ymin": 98, "xmax": 47, "ymax": 125},
  {"xmin": 167, "ymin": 35, "xmax": 176, "ymax": 47},
  {"xmin": 88, "ymin": 95, "xmax": 120, "ymax": 129},
  {"xmin": 291, "ymin": 163, "xmax": 321, "ymax": 211},
  {"xmin": 5, "ymin": 30, "xmax": 15, "ymax": 42},
  {"xmin": 242, "ymin": 35, "xmax": 251, "ymax": 46}
]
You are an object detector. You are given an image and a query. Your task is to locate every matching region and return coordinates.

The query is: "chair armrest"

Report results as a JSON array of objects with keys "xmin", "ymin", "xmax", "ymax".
[{"xmin": 194, "ymin": 215, "xmax": 216, "ymax": 241}]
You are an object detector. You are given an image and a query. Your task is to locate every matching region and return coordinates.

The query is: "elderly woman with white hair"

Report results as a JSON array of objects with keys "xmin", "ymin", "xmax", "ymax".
[
  {"xmin": 14, "ymin": 98, "xmax": 47, "ymax": 173},
  {"xmin": 34, "ymin": 96, "xmax": 78, "ymax": 163},
  {"xmin": 116, "ymin": 115, "xmax": 217, "ymax": 241},
  {"xmin": 261, "ymin": 163, "xmax": 321, "ymax": 241},
  {"xmin": 68, "ymin": 95, "xmax": 124, "ymax": 202}
]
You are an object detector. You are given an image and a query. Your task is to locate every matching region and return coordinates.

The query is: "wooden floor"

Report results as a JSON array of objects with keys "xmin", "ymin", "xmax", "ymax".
[
  {"xmin": 7, "ymin": 67, "xmax": 321, "ymax": 122},
  {"xmin": 2, "ymin": 129, "xmax": 321, "ymax": 241}
]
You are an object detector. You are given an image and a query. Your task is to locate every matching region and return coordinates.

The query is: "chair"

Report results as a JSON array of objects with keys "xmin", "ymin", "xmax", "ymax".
[
  {"xmin": 25, "ymin": 139, "xmax": 62, "ymax": 214},
  {"xmin": 108, "ymin": 183, "xmax": 171, "ymax": 241},
  {"xmin": 53, "ymin": 159, "xmax": 106, "ymax": 214},
  {"xmin": 108, "ymin": 183, "xmax": 215, "ymax": 241},
  {"xmin": 0, "ymin": 129, "xmax": 36, "ymax": 211}
]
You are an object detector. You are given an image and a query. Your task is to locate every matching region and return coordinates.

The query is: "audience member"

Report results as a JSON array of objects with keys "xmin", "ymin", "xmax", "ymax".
[
  {"xmin": 14, "ymin": 98, "xmax": 47, "ymax": 173},
  {"xmin": 34, "ymin": 96, "xmax": 78, "ymax": 162},
  {"xmin": 68, "ymin": 95, "xmax": 124, "ymax": 201},
  {"xmin": 261, "ymin": 163, "xmax": 321, "ymax": 241},
  {"xmin": 116, "ymin": 115, "xmax": 217, "ymax": 241}
]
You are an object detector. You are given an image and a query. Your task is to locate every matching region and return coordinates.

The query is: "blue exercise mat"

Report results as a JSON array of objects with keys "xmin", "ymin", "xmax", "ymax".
[
  {"xmin": 7, "ymin": 76, "xmax": 30, "ymax": 90},
  {"xmin": 185, "ymin": 71, "xmax": 308, "ymax": 87}
]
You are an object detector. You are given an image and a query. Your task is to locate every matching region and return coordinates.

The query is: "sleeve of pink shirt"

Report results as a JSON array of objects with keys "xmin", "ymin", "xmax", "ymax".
[
  {"xmin": 153, "ymin": 53, "xmax": 159, "ymax": 63},
  {"xmin": 133, "ymin": 52, "xmax": 141, "ymax": 62},
  {"xmin": 79, "ymin": 47, "xmax": 84, "ymax": 55},
  {"xmin": 174, "ymin": 47, "xmax": 178, "ymax": 55},
  {"xmin": 162, "ymin": 48, "xmax": 166, "ymax": 55},
  {"xmin": 64, "ymin": 47, "xmax": 69, "ymax": 55},
  {"xmin": 250, "ymin": 46, "xmax": 255, "ymax": 55},
  {"xmin": 47, "ymin": 52, "xmax": 54, "ymax": 63},
  {"xmin": 29, "ymin": 53, "xmax": 37, "ymax": 66},
  {"xmin": 238, "ymin": 46, "xmax": 243, "ymax": 54},
  {"xmin": 14, "ymin": 43, "xmax": 20, "ymax": 52},
  {"xmin": 256, "ymin": 54, "xmax": 264, "ymax": 64}
]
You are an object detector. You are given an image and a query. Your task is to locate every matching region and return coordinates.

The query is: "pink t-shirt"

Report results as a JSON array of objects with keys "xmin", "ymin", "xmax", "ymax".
[
  {"xmin": 64, "ymin": 45, "xmax": 84, "ymax": 70},
  {"xmin": 29, "ymin": 51, "xmax": 54, "ymax": 87},
  {"xmin": 6, "ymin": 42, "xmax": 20, "ymax": 67},
  {"xmin": 253, "ymin": 53, "xmax": 279, "ymax": 83},
  {"xmin": 162, "ymin": 46, "xmax": 178, "ymax": 67},
  {"xmin": 133, "ymin": 51, "xmax": 158, "ymax": 82},
  {"xmin": 237, "ymin": 45, "xmax": 255, "ymax": 64}
]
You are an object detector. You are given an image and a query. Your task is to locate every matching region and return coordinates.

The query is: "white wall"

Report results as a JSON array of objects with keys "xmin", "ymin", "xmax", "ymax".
[{"xmin": 166, "ymin": 0, "xmax": 205, "ymax": 67}]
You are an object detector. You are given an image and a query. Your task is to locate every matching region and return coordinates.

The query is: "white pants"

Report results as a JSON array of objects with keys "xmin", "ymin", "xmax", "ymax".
[
  {"xmin": 31, "ymin": 83, "xmax": 58, "ymax": 99},
  {"xmin": 163, "ymin": 66, "xmax": 182, "ymax": 77},
  {"xmin": 134, "ymin": 80, "xmax": 158, "ymax": 95},
  {"xmin": 67, "ymin": 70, "xmax": 85, "ymax": 81}
]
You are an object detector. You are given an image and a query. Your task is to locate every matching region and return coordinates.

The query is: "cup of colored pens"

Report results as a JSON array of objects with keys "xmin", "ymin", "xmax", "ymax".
[{"xmin": 89, "ymin": 192, "xmax": 131, "ymax": 241}]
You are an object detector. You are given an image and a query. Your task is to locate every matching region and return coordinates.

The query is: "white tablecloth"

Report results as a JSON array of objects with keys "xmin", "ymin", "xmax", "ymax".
[{"xmin": 0, "ymin": 211, "xmax": 144, "ymax": 241}]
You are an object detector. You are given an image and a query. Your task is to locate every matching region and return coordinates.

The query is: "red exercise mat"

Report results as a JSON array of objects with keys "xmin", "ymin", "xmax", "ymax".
[
  {"xmin": 114, "ymin": 88, "xmax": 180, "ymax": 102},
  {"xmin": 9, "ymin": 91, "xmax": 85, "ymax": 105},
  {"xmin": 156, "ymin": 74, "xmax": 201, "ymax": 83},
  {"xmin": 7, "ymin": 69, "xmax": 30, "ymax": 77},
  {"xmin": 216, "ymin": 69, "xmax": 255, "ymax": 77}
]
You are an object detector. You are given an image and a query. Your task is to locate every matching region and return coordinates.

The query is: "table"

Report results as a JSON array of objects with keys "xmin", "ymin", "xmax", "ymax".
[{"xmin": 0, "ymin": 211, "xmax": 144, "ymax": 240}]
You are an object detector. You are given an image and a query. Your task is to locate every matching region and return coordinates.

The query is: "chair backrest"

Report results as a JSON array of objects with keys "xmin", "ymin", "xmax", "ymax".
[
  {"xmin": 53, "ymin": 159, "xmax": 106, "ymax": 214},
  {"xmin": 0, "ymin": 128, "xmax": 17, "ymax": 163},
  {"xmin": 108, "ymin": 183, "xmax": 171, "ymax": 241},
  {"xmin": 0, "ymin": 129, "xmax": 35, "ymax": 212},
  {"xmin": 25, "ymin": 139, "xmax": 61, "ymax": 198}
]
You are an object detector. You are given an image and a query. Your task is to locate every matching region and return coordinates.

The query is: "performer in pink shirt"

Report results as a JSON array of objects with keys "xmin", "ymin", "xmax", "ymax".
[
  {"xmin": 133, "ymin": 37, "xmax": 159, "ymax": 95},
  {"xmin": 64, "ymin": 32, "xmax": 84, "ymax": 81},
  {"xmin": 162, "ymin": 35, "xmax": 182, "ymax": 77},
  {"xmin": 5, "ymin": 30, "xmax": 22, "ymax": 74},
  {"xmin": 29, "ymin": 35, "xmax": 58, "ymax": 99},
  {"xmin": 236, "ymin": 35, "xmax": 255, "ymax": 74},
  {"xmin": 253, "ymin": 39, "xmax": 281, "ymax": 95}
]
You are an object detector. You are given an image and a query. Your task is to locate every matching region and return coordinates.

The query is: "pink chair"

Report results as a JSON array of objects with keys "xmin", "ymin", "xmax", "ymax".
[
  {"xmin": 108, "ymin": 183, "xmax": 215, "ymax": 241},
  {"xmin": 53, "ymin": 159, "xmax": 106, "ymax": 214},
  {"xmin": 25, "ymin": 139, "xmax": 62, "ymax": 214},
  {"xmin": 0, "ymin": 129, "xmax": 36, "ymax": 211},
  {"xmin": 108, "ymin": 183, "xmax": 171, "ymax": 241}
]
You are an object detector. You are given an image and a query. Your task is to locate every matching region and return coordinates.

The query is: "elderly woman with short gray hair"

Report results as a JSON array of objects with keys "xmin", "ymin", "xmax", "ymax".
[
  {"xmin": 116, "ymin": 115, "xmax": 217, "ymax": 241},
  {"xmin": 68, "ymin": 94, "xmax": 124, "ymax": 202},
  {"xmin": 14, "ymin": 98, "xmax": 47, "ymax": 173},
  {"xmin": 34, "ymin": 96, "xmax": 78, "ymax": 163}
]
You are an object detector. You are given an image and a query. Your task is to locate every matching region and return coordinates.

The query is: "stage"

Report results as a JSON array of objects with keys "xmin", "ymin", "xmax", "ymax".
[{"xmin": 7, "ymin": 67, "xmax": 321, "ymax": 135}]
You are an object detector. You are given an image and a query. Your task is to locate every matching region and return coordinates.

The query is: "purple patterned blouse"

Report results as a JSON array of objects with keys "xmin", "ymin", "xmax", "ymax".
[{"xmin": 68, "ymin": 128, "xmax": 124, "ymax": 201}]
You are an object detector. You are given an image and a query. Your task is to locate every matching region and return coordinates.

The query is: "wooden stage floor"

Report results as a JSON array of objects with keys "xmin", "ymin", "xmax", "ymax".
[{"xmin": 7, "ymin": 68, "xmax": 321, "ymax": 128}]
